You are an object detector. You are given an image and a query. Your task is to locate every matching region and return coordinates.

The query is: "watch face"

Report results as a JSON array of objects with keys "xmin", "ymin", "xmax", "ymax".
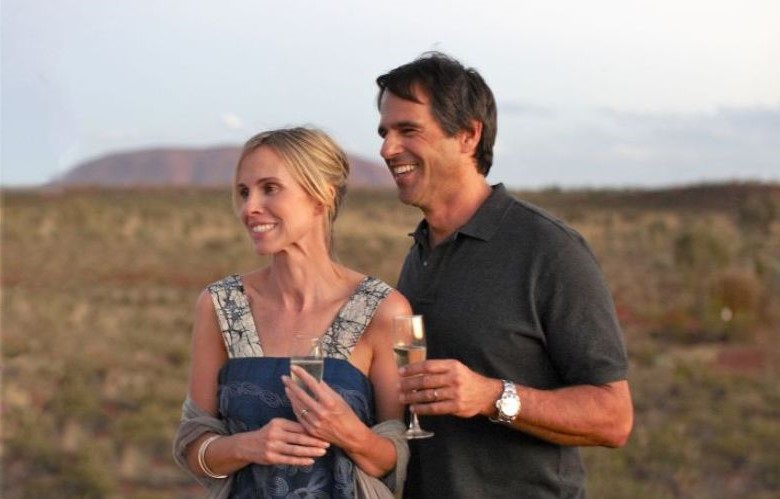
[{"xmin": 500, "ymin": 397, "xmax": 520, "ymax": 417}]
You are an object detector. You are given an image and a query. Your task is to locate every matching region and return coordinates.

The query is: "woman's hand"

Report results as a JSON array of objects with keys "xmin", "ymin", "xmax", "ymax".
[
  {"xmin": 282, "ymin": 366, "xmax": 370, "ymax": 453},
  {"xmin": 234, "ymin": 417, "xmax": 330, "ymax": 467}
]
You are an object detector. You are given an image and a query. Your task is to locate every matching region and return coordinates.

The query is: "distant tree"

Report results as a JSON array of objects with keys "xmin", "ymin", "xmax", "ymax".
[{"xmin": 738, "ymin": 192, "xmax": 778, "ymax": 235}]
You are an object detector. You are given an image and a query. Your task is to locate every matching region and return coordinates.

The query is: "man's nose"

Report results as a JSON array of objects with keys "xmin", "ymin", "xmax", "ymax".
[{"xmin": 380, "ymin": 133, "xmax": 400, "ymax": 160}]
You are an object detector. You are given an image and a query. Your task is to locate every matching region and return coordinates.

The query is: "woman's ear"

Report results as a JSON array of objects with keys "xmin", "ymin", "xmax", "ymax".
[
  {"xmin": 313, "ymin": 200, "xmax": 326, "ymax": 216},
  {"xmin": 314, "ymin": 186, "xmax": 336, "ymax": 217}
]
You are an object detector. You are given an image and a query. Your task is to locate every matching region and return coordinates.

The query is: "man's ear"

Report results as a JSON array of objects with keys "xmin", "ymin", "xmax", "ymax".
[{"xmin": 459, "ymin": 120, "xmax": 483, "ymax": 155}]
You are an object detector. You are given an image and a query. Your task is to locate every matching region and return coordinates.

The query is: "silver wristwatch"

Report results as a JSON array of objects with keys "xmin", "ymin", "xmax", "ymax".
[{"xmin": 490, "ymin": 379, "xmax": 521, "ymax": 423}]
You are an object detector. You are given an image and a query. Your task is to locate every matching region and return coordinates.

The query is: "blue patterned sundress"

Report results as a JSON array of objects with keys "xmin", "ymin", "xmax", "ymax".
[{"xmin": 207, "ymin": 274, "xmax": 392, "ymax": 499}]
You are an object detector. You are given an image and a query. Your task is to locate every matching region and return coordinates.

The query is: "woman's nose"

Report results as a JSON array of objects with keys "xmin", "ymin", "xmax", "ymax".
[{"xmin": 243, "ymin": 191, "xmax": 264, "ymax": 214}]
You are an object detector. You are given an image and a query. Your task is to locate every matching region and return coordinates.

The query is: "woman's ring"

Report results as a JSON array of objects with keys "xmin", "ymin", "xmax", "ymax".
[{"xmin": 300, "ymin": 409, "xmax": 309, "ymax": 418}]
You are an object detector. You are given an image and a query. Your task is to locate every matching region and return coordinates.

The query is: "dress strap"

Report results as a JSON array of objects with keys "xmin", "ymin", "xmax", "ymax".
[
  {"xmin": 207, "ymin": 274, "xmax": 263, "ymax": 358},
  {"xmin": 319, "ymin": 277, "xmax": 393, "ymax": 360}
]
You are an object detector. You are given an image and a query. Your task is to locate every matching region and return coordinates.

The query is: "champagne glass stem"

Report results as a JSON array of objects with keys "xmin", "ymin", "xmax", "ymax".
[
  {"xmin": 409, "ymin": 412, "xmax": 423, "ymax": 432},
  {"xmin": 405, "ymin": 406, "xmax": 434, "ymax": 439}
]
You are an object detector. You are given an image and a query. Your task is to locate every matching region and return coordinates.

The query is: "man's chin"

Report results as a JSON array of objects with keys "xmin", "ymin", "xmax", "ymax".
[{"xmin": 395, "ymin": 188, "xmax": 418, "ymax": 207}]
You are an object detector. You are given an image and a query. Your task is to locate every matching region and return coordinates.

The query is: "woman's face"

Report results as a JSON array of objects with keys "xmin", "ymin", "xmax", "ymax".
[{"xmin": 235, "ymin": 146, "xmax": 324, "ymax": 256}]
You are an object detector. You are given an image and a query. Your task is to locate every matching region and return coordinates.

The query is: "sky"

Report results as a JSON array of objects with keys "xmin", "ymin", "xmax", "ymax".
[{"xmin": 2, "ymin": 0, "xmax": 779, "ymax": 189}]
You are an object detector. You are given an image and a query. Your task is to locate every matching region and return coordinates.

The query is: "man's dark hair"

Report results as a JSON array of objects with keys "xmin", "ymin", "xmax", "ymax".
[{"xmin": 376, "ymin": 51, "xmax": 497, "ymax": 176}]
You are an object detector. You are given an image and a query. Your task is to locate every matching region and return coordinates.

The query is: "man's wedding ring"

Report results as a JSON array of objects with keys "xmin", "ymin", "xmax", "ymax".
[
  {"xmin": 300, "ymin": 409, "xmax": 309, "ymax": 418},
  {"xmin": 432, "ymin": 389, "xmax": 439, "ymax": 401}
]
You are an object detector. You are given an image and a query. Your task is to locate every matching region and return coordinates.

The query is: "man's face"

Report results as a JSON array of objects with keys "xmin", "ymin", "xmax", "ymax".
[{"xmin": 377, "ymin": 88, "xmax": 463, "ymax": 209}]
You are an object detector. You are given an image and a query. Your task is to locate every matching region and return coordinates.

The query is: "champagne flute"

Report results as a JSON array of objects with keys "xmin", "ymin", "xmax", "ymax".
[
  {"xmin": 393, "ymin": 315, "xmax": 434, "ymax": 439},
  {"xmin": 289, "ymin": 334, "xmax": 324, "ymax": 397}
]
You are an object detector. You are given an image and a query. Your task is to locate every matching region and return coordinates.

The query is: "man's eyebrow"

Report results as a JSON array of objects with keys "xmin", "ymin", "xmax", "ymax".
[
  {"xmin": 378, "ymin": 118, "xmax": 422, "ymax": 138},
  {"xmin": 379, "ymin": 120, "xmax": 419, "ymax": 133},
  {"xmin": 395, "ymin": 120, "xmax": 419, "ymax": 128}
]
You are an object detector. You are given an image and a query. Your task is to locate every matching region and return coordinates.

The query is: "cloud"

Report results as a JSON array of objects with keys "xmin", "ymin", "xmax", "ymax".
[
  {"xmin": 492, "ymin": 106, "xmax": 780, "ymax": 188},
  {"xmin": 498, "ymin": 101, "xmax": 556, "ymax": 117},
  {"xmin": 94, "ymin": 128, "xmax": 142, "ymax": 141},
  {"xmin": 222, "ymin": 112, "xmax": 245, "ymax": 131}
]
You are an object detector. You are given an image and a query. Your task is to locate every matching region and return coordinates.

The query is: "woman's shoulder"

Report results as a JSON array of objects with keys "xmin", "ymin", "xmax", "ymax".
[
  {"xmin": 204, "ymin": 269, "xmax": 270, "ymax": 296},
  {"xmin": 336, "ymin": 268, "xmax": 411, "ymax": 322},
  {"xmin": 371, "ymin": 286, "xmax": 412, "ymax": 324},
  {"xmin": 199, "ymin": 271, "xmax": 257, "ymax": 314},
  {"xmin": 360, "ymin": 289, "xmax": 411, "ymax": 355},
  {"xmin": 342, "ymin": 269, "xmax": 406, "ymax": 308},
  {"xmin": 204, "ymin": 272, "xmax": 244, "ymax": 292}
]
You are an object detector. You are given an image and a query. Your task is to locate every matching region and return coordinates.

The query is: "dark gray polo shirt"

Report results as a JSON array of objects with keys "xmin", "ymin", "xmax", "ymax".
[{"xmin": 399, "ymin": 184, "xmax": 628, "ymax": 499}]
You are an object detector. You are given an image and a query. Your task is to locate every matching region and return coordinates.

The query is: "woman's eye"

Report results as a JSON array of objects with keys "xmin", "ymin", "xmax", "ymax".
[
  {"xmin": 264, "ymin": 184, "xmax": 280, "ymax": 194},
  {"xmin": 238, "ymin": 187, "xmax": 249, "ymax": 199}
]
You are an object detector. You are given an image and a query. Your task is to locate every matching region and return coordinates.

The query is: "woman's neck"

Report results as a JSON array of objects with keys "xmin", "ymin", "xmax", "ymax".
[{"xmin": 264, "ymin": 246, "xmax": 346, "ymax": 312}]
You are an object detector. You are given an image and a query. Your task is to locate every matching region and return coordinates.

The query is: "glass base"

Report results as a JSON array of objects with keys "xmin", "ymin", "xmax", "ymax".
[{"xmin": 404, "ymin": 428, "xmax": 434, "ymax": 440}]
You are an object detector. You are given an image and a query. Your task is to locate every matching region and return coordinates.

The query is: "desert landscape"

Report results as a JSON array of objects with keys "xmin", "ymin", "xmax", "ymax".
[{"xmin": 2, "ymin": 183, "xmax": 779, "ymax": 498}]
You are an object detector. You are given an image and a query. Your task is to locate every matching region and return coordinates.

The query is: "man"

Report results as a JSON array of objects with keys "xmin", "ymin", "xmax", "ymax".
[{"xmin": 376, "ymin": 52, "xmax": 633, "ymax": 498}]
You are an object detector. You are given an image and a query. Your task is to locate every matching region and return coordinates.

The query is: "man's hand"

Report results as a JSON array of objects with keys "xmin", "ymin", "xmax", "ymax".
[{"xmin": 398, "ymin": 359, "xmax": 502, "ymax": 418}]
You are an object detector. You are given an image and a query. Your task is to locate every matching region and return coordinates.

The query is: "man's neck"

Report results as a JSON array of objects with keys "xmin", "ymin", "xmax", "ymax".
[{"xmin": 423, "ymin": 178, "xmax": 492, "ymax": 247}]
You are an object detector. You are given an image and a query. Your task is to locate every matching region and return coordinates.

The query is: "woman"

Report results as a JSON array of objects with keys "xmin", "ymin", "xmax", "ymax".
[{"xmin": 173, "ymin": 127, "xmax": 411, "ymax": 498}]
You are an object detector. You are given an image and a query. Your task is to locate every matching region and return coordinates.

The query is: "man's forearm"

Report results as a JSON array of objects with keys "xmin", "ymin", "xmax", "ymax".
[{"xmin": 501, "ymin": 380, "xmax": 633, "ymax": 447}]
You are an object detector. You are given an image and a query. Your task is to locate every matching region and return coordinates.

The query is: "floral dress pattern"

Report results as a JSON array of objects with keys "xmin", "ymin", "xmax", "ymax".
[{"xmin": 207, "ymin": 274, "xmax": 392, "ymax": 498}]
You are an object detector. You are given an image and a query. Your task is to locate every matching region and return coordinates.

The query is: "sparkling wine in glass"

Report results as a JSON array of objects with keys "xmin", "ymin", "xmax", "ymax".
[
  {"xmin": 289, "ymin": 334, "xmax": 324, "ymax": 397},
  {"xmin": 393, "ymin": 315, "xmax": 434, "ymax": 439}
]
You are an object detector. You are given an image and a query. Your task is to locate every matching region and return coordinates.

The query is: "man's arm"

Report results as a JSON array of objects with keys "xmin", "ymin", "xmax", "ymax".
[
  {"xmin": 509, "ymin": 379, "xmax": 632, "ymax": 447},
  {"xmin": 399, "ymin": 360, "xmax": 633, "ymax": 447}
]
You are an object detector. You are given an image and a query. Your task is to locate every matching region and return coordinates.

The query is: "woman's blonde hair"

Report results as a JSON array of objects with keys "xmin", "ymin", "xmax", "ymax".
[{"xmin": 233, "ymin": 127, "xmax": 350, "ymax": 249}]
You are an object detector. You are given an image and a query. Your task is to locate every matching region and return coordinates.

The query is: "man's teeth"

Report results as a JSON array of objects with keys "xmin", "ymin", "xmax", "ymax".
[
  {"xmin": 393, "ymin": 164, "xmax": 416, "ymax": 175},
  {"xmin": 251, "ymin": 224, "xmax": 275, "ymax": 233}
]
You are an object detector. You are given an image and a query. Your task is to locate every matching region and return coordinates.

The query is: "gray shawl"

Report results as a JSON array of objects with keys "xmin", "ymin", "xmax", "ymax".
[{"xmin": 172, "ymin": 397, "xmax": 409, "ymax": 498}]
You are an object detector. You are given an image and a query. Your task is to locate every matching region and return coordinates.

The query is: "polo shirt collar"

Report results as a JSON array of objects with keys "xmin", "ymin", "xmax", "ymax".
[
  {"xmin": 457, "ymin": 183, "xmax": 511, "ymax": 241},
  {"xmin": 410, "ymin": 183, "xmax": 511, "ymax": 244}
]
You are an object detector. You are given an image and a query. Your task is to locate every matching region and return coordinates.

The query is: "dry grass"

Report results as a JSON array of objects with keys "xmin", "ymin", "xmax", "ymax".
[{"xmin": 2, "ymin": 184, "xmax": 779, "ymax": 498}]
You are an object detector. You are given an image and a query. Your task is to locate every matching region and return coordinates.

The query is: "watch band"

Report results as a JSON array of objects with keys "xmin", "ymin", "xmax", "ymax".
[{"xmin": 490, "ymin": 379, "xmax": 521, "ymax": 423}]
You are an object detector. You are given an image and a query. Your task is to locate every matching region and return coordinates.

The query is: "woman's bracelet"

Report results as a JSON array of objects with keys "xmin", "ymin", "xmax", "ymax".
[{"xmin": 197, "ymin": 434, "xmax": 228, "ymax": 479}]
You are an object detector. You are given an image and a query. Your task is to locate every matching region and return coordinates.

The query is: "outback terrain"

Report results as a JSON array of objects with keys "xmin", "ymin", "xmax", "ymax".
[{"xmin": 2, "ymin": 183, "xmax": 778, "ymax": 498}]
